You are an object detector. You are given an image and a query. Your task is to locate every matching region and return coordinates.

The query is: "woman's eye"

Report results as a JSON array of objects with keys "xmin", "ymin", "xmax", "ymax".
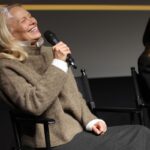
[{"xmin": 20, "ymin": 19, "xmax": 26, "ymax": 23}]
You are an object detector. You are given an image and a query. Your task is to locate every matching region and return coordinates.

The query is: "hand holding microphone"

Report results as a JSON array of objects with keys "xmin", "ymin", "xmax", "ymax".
[
  {"xmin": 44, "ymin": 30, "xmax": 77, "ymax": 69},
  {"xmin": 52, "ymin": 41, "xmax": 71, "ymax": 62}
]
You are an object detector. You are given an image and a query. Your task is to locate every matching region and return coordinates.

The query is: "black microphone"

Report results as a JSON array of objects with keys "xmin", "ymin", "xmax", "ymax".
[{"xmin": 44, "ymin": 30, "xmax": 77, "ymax": 69}]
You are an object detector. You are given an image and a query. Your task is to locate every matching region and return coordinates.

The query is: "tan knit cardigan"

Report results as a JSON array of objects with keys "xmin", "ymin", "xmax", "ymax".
[{"xmin": 0, "ymin": 45, "xmax": 97, "ymax": 147}]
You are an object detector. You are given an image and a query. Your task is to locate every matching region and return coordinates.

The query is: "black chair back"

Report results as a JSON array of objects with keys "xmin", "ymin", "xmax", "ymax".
[
  {"xmin": 131, "ymin": 67, "xmax": 145, "ymax": 107},
  {"xmin": 0, "ymin": 67, "xmax": 147, "ymax": 150},
  {"xmin": 131, "ymin": 67, "xmax": 150, "ymax": 126},
  {"xmin": 0, "ymin": 68, "xmax": 93, "ymax": 150},
  {"xmin": 89, "ymin": 69, "xmax": 146, "ymax": 126},
  {"xmin": 75, "ymin": 69, "xmax": 96, "ymax": 111}
]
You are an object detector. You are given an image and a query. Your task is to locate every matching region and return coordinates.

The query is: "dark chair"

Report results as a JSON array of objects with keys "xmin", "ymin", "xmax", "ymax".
[
  {"xmin": 10, "ymin": 111, "xmax": 55, "ymax": 150},
  {"xmin": 0, "ymin": 90, "xmax": 55, "ymax": 150},
  {"xmin": 75, "ymin": 69, "xmax": 96, "ymax": 111},
  {"xmin": 0, "ymin": 69, "xmax": 96, "ymax": 150},
  {"xmin": 131, "ymin": 67, "xmax": 150, "ymax": 126},
  {"xmin": 0, "ymin": 68, "xmax": 146, "ymax": 150},
  {"xmin": 88, "ymin": 70, "xmax": 145, "ymax": 125}
]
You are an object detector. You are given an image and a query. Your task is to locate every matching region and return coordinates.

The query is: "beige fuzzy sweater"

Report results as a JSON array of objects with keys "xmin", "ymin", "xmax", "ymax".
[{"xmin": 0, "ymin": 45, "xmax": 97, "ymax": 147}]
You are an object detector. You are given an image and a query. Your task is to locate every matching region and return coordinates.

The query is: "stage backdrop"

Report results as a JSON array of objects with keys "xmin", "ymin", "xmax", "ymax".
[{"xmin": 0, "ymin": 1, "xmax": 150, "ymax": 78}]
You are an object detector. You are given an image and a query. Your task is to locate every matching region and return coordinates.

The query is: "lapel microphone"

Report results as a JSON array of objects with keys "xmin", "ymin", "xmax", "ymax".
[{"xmin": 44, "ymin": 30, "xmax": 77, "ymax": 69}]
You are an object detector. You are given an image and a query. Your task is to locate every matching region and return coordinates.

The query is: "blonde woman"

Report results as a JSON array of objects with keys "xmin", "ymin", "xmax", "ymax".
[{"xmin": 0, "ymin": 4, "xmax": 150, "ymax": 150}]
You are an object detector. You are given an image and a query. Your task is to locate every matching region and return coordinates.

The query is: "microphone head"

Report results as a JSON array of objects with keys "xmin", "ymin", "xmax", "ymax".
[
  {"xmin": 44, "ymin": 30, "xmax": 77, "ymax": 69},
  {"xmin": 44, "ymin": 30, "xmax": 59, "ymax": 45}
]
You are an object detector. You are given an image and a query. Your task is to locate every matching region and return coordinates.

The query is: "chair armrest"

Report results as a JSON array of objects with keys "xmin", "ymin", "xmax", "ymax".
[
  {"xmin": 11, "ymin": 111, "xmax": 55, "ymax": 124},
  {"xmin": 94, "ymin": 106, "xmax": 139, "ymax": 113},
  {"xmin": 10, "ymin": 111, "xmax": 54, "ymax": 150},
  {"xmin": 14, "ymin": 114, "xmax": 55, "ymax": 124}
]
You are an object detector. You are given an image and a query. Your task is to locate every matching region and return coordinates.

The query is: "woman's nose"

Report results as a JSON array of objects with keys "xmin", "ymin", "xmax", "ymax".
[{"xmin": 28, "ymin": 17, "xmax": 36, "ymax": 24}]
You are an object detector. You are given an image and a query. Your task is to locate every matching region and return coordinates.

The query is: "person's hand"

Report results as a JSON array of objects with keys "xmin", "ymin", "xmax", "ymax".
[
  {"xmin": 92, "ymin": 120, "xmax": 107, "ymax": 135},
  {"xmin": 52, "ymin": 41, "xmax": 71, "ymax": 61}
]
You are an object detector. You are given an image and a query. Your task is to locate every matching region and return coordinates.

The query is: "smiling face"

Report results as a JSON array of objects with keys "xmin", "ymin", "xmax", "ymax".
[{"xmin": 7, "ymin": 6, "xmax": 41, "ymax": 42}]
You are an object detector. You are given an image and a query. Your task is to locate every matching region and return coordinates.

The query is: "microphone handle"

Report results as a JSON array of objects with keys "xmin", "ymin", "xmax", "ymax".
[
  {"xmin": 52, "ymin": 39, "xmax": 77, "ymax": 69},
  {"xmin": 66, "ymin": 54, "xmax": 77, "ymax": 69}
]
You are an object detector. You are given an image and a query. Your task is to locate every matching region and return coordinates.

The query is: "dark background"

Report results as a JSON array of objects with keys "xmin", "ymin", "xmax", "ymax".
[
  {"xmin": 0, "ymin": 1, "xmax": 150, "ymax": 150},
  {"xmin": 0, "ymin": 1, "xmax": 150, "ymax": 78},
  {"xmin": 1, "ymin": 0, "xmax": 150, "ymax": 4}
]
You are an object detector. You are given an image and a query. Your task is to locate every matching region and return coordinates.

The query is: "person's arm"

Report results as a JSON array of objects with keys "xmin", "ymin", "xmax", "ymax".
[
  {"xmin": 0, "ymin": 42, "xmax": 71, "ymax": 116},
  {"xmin": 52, "ymin": 59, "xmax": 68, "ymax": 73},
  {"xmin": 0, "ymin": 60, "xmax": 68, "ymax": 116},
  {"xmin": 86, "ymin": 119, "xmax": 107, "ymax": 135},
  {"xmin": 67, "ymin": 70, "xmax": 107, "ymax": 134},
  {"xmin": 79, "ymin": 91, "xmax": 107, "ymax": 134}
]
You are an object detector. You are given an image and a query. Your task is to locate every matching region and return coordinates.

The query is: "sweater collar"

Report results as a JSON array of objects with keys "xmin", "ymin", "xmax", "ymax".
[
  {"xmin": 19, "ymin": 37, "xmax": 44, "ymax": 55},
  {"xmin": 19, "ymin": 37, "xmax": 44, "ymax": 48}
]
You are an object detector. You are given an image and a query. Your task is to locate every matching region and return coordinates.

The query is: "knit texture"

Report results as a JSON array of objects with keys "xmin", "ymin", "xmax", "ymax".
[{"xmin": 0, "ymin": 45, "xmax": 97, "ymax": 147}]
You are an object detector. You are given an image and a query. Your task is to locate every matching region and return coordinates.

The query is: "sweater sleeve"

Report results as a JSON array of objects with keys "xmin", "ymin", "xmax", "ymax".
[
  {"xmin": 67, "ymin": 70, "xmax": 98, "ymax": 127},
  {"xmin": 0, "ymin": 60, "xmax": 68, "ymax": 116},
  {"xmin": 78, "ymin": 91, "xmax": 98, "ymax": 127}
]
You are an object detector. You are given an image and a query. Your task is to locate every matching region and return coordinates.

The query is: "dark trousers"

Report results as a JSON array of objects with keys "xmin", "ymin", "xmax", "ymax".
[{"xmin": 52, "ymin": 125, "xmax": 150, "ymax": 150}]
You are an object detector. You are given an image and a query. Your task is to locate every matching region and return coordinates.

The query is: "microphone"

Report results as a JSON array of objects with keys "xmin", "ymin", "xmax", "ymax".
[{"xmin": 44, "ymin": 30, "xmax": 77, "ymax": 69}]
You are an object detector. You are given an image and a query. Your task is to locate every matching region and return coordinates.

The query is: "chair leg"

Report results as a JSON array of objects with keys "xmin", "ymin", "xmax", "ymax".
[
  {"xmin": 44, "ymin": 122, "xmax": 51, "ymax": 150},
  {"xmin": 138, "ymin": 110, "xmax": 145, "ymax": 125},
  {"xmin": 129, "ymin": 112, "xmax": 135, "ymax": 124}
]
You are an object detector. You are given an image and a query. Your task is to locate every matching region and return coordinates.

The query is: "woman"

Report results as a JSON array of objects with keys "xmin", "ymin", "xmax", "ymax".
[
  {"xmin": 0, "ymin": 4, "xmax": 150, "ymax": 150},
  {"xmin": 138, "ymin": 18, "xmax": 150, "ymax": 125}
]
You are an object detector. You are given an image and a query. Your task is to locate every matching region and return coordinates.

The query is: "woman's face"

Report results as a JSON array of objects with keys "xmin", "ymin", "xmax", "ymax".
[{"xmin": 7, "ymin": 6, "xmax": 41, "ymax": 42}]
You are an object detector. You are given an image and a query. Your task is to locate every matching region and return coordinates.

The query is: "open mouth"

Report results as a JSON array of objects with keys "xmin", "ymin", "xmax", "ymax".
[{"xmin": 29, "ymin": 26, "xmax": 39, "ymax": 33}]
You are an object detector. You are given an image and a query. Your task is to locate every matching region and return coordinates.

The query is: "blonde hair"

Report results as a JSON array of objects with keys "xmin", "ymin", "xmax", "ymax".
[{"xmin": 0, "ymin": 4, "xmax": 28, "ymax": 61}]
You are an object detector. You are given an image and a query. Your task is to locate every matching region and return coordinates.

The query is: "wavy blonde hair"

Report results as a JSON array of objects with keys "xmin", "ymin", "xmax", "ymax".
[{"xmin": 0, "ymin": 4, "xmax": 28, "ymax": 61}]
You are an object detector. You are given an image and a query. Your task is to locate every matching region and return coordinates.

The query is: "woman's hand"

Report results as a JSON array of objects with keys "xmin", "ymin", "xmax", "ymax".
[
  {"xmin": 92, "ymin": 120, "xmax": 107, "ymax": 135},
  {"xmin": 52, "ymin": 41, "xmax": 71, "ymax": 61}
]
